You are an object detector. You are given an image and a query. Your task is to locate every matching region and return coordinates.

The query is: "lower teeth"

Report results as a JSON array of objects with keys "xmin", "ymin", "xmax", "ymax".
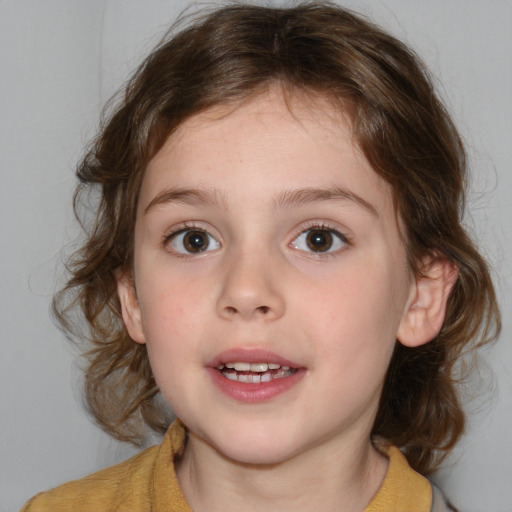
[{"xmin": 221, "ymin": 368, "xmax": 295, "ymax": 383}]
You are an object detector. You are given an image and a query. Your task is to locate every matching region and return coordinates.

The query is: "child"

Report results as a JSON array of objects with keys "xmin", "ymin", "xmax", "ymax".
[{"xmin": 22, "ymin": 2, "xmax": 500, "ymax": 511}]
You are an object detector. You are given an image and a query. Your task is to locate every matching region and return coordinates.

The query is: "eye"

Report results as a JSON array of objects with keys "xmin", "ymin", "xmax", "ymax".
[
  {"xmin": 167, "ymin": 229, "xmax": 220, "ymax": 254},
  {"xmin": 291, "ymin": 227, "xmax": 347, "ymax": 254}
]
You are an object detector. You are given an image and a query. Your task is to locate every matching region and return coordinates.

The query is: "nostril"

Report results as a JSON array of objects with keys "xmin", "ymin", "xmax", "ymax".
[{"xmin": 219, "ymin": 300, "xmax": 280, "ymax": 320}]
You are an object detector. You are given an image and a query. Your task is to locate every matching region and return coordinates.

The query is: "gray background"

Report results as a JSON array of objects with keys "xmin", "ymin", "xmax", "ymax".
[{"xmin": 1, "ymin": 1, "xmax": 510, "ymax": 511}]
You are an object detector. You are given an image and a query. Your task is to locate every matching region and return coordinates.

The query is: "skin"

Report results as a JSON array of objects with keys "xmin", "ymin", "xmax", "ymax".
[{"xmin": 118, "ymin": 89, "xmax": 456, "ymax": 512}]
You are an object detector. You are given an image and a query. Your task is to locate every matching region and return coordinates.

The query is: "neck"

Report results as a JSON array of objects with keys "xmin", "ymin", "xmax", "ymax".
[{"xmin": 176, "ymin": 429, "xmax": 388, "ymax": 512}]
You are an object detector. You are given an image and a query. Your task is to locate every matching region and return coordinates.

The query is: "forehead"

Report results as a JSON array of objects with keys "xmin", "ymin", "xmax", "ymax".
[{"xmin": 141, "ymin": 89, "xmax": 395, "ymax": 222}]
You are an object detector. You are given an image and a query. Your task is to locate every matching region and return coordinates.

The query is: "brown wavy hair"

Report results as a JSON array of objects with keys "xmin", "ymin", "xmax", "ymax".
[{"xmin": 55, "ymin": 2, "xmax": 500, "ymax": 475}]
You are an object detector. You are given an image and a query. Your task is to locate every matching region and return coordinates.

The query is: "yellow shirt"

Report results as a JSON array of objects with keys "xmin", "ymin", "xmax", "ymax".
[{"xmin": 22, "ymin": 421, "xmax": 432, "ymax": 512}]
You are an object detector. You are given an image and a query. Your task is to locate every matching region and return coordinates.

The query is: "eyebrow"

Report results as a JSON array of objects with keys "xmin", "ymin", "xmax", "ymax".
[
  {"xmin": 274, "ymin": 186, "xmax": 378, "ymax": 216},
  {"xmin": 144, "ymin": 185, "xmax": 378, "ymax": 217},
  {"xmin": 144, "ymin": 187, "xmax": 228, "ymax": 214}
]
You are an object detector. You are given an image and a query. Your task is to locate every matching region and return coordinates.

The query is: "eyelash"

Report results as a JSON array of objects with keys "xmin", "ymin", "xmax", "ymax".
[
  {"xmin": 289, "ymin": 222, "xmax": 350, "ymax": 257},
  {"xmin": 163, "ymin": 222, "xmax": 221, "ymax": 257},
  {"xmin": 162, "ymin": 221, "xmax": 350, "ymax": 257}
]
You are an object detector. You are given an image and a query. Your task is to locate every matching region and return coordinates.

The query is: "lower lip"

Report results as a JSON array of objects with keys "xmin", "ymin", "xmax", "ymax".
[{"xmin": 207, "ymin": 367, "xmax": 306, "ymax": 403}]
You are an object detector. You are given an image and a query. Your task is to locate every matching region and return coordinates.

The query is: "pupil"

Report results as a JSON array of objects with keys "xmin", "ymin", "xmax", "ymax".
[
  {"xmin": 307, "ymin": 230, "xmax": 332, "ymax": 252},
  {"xmin": 184, "ymin": 231, "xmax": 207, "ymax": 252}
]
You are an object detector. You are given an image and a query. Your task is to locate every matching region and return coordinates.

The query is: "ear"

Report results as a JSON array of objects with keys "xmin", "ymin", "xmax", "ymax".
[
  {"xmin": 397, "ymin": 256, "xmax": 459, "ymax": 348},
  {"xmin": 116, "ymin": 269, "xmax": 146, "ymax": 344}
]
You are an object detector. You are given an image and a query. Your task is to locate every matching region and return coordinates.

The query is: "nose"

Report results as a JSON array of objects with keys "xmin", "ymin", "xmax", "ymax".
[{"xmin": 216, "ymin": 249, "xmax": 285, "ymax": 322}]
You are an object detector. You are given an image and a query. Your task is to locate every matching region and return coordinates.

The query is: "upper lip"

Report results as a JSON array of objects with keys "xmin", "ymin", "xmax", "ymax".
[{"xmin": 207, "ymin": 348, "xmax": 302, "ymax": 369}]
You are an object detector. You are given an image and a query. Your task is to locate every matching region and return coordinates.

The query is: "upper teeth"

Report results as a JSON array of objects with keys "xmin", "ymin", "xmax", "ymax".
[{"xmin": 218, "ymin": 362, "xmax": 288, "ymax": 372}]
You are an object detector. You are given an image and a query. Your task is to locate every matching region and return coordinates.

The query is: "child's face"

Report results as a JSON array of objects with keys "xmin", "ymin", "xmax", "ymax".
[{"xmin": 120, "ymin": 91, "xmax": 417, "ymax": 465}]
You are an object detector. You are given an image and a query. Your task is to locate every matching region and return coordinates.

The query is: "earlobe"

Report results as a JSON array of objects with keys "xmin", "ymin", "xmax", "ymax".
[
  {"xmin": 397, "ymin": 257, "xmax": 459, "ymax": 348},
  {"xmin": 116, "ymin": 270, "xmax": 146, "ymax": 344}
]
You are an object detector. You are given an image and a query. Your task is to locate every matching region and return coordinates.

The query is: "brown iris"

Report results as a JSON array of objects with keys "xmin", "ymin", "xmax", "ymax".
[
  {"xmin": 183, "ymin": 231, "xmax": 209, "ymax": 253},
  {"xmin": 306, "ymin": 229, "xmax": 333, "ymax": 252}
]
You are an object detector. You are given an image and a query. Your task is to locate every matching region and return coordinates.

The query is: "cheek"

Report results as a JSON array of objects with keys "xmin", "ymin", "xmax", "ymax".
[
  {"xmin": 137, "ymin": 261, "xmax": 212, "ymax": 331},
  {"xmin": 134, "ymin": 294, "xmax": 199, "ymax": 392},
  {"xmin": 299, "ymin": 259, "xmax": 406, "ymax": 357},
  {"xmin": 136, "ymin": 273, "xmax": 208, "ymax": 401},
  {"xmin": 302, "ymin": 271, "xmax": 400, "ymax": 412}
]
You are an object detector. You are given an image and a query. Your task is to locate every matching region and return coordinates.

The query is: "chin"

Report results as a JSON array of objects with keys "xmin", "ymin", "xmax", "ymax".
[
  {"xmin": 179, "ymin": 408, "xmax": 314, "ymax": 466},
  {"xmin": 220, "ymin": 443, "xmax": 298, "ymax": 467},
  {"xmin": 207, "ymin": 428, "xmax": 304, "ymax": 467}
]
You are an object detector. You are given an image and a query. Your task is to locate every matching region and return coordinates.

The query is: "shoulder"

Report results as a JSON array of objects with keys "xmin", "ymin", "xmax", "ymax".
[
  {"xmin": 20, "ymin": 420, "xmax": 189, "ymax": 512},
  {"xmin": 366, "ymin": 444, "xmax": 458, "ymax": 512},
  {"xmin": 366, "ymin": 444, "xmax": 434, "ymax": 512},
  {"xmin": 20, "ymin": 445, "xmax": 160, "ymax": 512}
]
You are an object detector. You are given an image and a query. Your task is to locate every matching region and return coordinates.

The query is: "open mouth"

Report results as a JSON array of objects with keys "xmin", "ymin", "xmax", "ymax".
[{"xmin": 216, "ymin": 362, "xmax": 297, "ymax": 383}]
